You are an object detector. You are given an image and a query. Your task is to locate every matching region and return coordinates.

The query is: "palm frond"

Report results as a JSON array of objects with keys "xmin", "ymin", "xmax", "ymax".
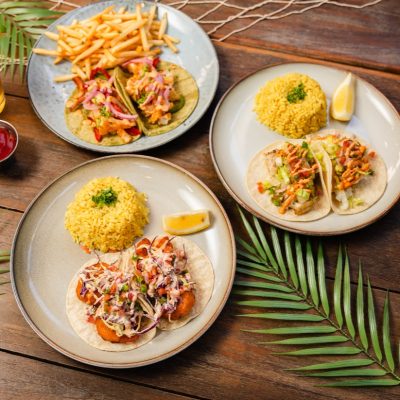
[
  {"xmin": 0, "ymin": 0, "xmax": 64, "ymax": 81},
  {"xmin": 234, "ymin": 209, "xmax": 400, "ymax": 387}
]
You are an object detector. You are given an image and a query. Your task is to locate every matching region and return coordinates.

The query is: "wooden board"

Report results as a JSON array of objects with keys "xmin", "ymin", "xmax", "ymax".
[{"xmin": 1, "ymin": 1, "xmax": 399, "ymax": 398}]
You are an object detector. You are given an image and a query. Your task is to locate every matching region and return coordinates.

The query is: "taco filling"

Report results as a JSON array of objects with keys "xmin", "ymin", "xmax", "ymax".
[
  {"xmin": 66, "ymin": 68, "xmax": 141, "ymax": 144},
  {"xmin": 131, "ymin": 235, "xmax": 196, "ymax": 323},
  {"xmin": 75, "ymin": 259, "xmax": 156, "ymax": 343},
  {"xmin": 122, "ymin": 57, "xmax": 184, "ymax": 126},
  {"xmin": 257, "ymin": 142, "xmax": 323, "ymax": 216},
  {"xmin": 114, "ymin": 57, "xmax": 198, "ymax": 136},
  {"xmin": 313, "ymin": 134, "xmax": 376, "ymax": 211}
]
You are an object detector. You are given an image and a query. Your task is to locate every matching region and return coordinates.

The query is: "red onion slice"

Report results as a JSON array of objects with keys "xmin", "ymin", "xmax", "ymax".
[
  {"xmin": 109, "ymin": 103, "xmax": 138, "ymax": 120},
  {"xmin": 122, "ymin": 57, "xmax": 153, "ymax": 67}
]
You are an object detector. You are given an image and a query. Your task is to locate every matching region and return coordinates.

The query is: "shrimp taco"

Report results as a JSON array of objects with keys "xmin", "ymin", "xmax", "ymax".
[
  {"xmin": 66, "ymin": 252, "xmax": 157, "ymax": 351},
  {"xmin": 65, "ymin": 68, "xmax": 142, "ymax": 146},
  {"xmin": 114, "ymin": 57, "xmax": 199, "ymax": 136},
  {"xmin": 127, "ymin": 235, "xmax": 214, "ymax": 330},
  {"xmin": 246, "ymin": 140, "xmax": 331, "ymax": 221},
  {"xmin": 307, "ymin": 129, "xmax": 387, "ymax": 214}
]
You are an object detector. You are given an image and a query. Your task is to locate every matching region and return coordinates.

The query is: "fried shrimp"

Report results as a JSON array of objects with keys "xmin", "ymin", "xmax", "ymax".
[
  {"xmin": 169, "ymin": 290, "xmax": 195, "ymax": 320},
  {"xmin": 95, "ymin": 318, "xmax": 138, "ymax": 343}
]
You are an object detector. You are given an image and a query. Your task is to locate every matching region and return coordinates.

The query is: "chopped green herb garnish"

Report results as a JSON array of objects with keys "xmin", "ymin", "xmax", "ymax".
[
  {"xmin": 287, "ymin": 83, "xmax": 307, "ymax": 103},
  {"xmin": 92, "ymin": 187, "xmax": 118, "ymax": 207},
  {"xmin": 100, "ymin": 106, "xmax": 111, "ymax": 118},
  {"xmin": 140, "ymin": 283, "xmax": 147, "ymax": 294},
  {"xmin": 137, "ymin": 93, "xmax": 148, "ymax": 104},
  {"xmin": 121, "ymin": 283, "xmax": 129, "ymax": 292},
  {"xmin": 301, "ymin": 141, "xmax": 308, "ymax": 149},
  {"xmin": 132, "ymin": 254, "xmax": 139, "ymax": 261}
]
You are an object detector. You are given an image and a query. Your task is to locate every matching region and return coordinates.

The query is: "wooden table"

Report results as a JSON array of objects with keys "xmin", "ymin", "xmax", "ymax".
[{"xmin": 1, "ymin": 1, "xmax": 399, "ymax": 398}]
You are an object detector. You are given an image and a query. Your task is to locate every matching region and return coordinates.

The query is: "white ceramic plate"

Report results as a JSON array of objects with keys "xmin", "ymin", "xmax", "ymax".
[
  {"xmin": 210, "ymin": 63, "xmax": 400, "ymax": 235},
  {"xmin": 27, "ymin": 0, "xmax": 219, "ymax": 153},
  {"xmin": 11, "ymin": 156, "xmax": 235, "ymax": 368}
]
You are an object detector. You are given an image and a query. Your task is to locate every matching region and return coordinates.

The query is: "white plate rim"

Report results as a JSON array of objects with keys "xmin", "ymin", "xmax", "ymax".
[
  {"xmin": 26, "ymin": 0, "xmax": 219, "ymax": 154},
  {"xmin": 10, "ymin": 154, "xmax": 236, "ymax": 368},
  {"xmin": 209, "ymin": 61, "xmax": 400, "ymax": 236}
]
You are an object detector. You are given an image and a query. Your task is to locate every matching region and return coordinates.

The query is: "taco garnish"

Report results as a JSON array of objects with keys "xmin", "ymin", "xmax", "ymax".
[
  {"xmin": 122, "ymin": 57, "xmax": 184, "ymax": 126},
  {"xmin": 65, "ymin": 68, "xmax": 141, "ymax": 144},
  {"xmin": 308, "ymin": 130, "xmax": 386, "ymax": 213},
  {"xmin": 74, "ymin": 258, "xmax": 157, "ymax": 344},
  {"xmin": 132, "ymin": 235, "xmax": 196, "ymax": 322},
  {"xmin": 257, "ymin": 142, "xmax": 324, "ymax": 215}
]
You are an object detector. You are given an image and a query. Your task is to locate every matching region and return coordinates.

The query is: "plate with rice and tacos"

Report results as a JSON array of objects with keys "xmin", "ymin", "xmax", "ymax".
[
  {"xmin": 210, "ymin": 62, "xmax": 400, "ymax": 235},
  {"xmin": 11, "ymin": 155, "xmax": 235, "ymax": 367}
]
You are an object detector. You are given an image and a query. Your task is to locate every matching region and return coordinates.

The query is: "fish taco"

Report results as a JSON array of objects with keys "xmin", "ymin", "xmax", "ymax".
[
  {"xmin": 66, "ymin": 252, "xmax": 157, "ymax": 351},
  {"xmin": 307, "ymin": 129, "xmax": 387, "ymax": 214},
  {"xmin": 127, "ymin": 235, "xmax": 214, "ymax": 330},
  {"xmin": 65, "ymin": 68, "xmax": 142, "ymax": 146},
  {"xmin": 246, "ymin": 140, "xmax": 331, "ymax": 221},
  {"xmin": 114, "ymin": 57, "xmax": 199, "ymax": 136}
]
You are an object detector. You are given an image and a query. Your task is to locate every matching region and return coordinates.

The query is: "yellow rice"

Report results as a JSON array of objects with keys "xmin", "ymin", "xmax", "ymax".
[
  {"xmin": 254, "ymin": 73, "xmax": 327, "ymax": 138},
  {"xmin": 65, "ymin": 177, "xmax": 149, "ymax": 253}
]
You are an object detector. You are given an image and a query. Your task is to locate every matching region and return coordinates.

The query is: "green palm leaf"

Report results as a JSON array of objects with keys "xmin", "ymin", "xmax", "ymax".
[
  {"xmin": 333, "ymin": 245, "xmax": 343, "ymax": 328},
  {"xmin": 233, "ymin": 289, "xmax": 301, "ymax": 301},
  {"xmin": 290, "ymin": 359, "xmax": 374, "ymax": 371},
  {"xmin": 284, "ymin": 232, "xmax": 298, "ymax": 289},
  {"xmin": 356, "ymin": 264, "xmax": 368, "ymax": 350},
  {"xmin": 264, "ymin": 336, "xmax": 347, "ymax": 345},
  {"xmin": 317, "ymin": 242, "xmax": 329, "ymax": 316},
  {"xmin": 295, "ymin": 236, "xmax": 307, "ymax": 297},
  {"xmin": 235, "ymin": 209, "xmax": 400, "ymax": 387},
  {"xmin": 243, "ymin": 326, "xmax": 337, "ymax": 335},
  {"xmin": 383, "ymin": 292, "xmax": 395, "ymax": 372},
  {"xmin": 367, "ymin": 277, "xmax": 383, "ymax": 361},
  {"xmin": 343, "ymin": 250, "xmax": 355, "ymax": 339},
  {"xmin": 0, "ymin": 0, "xmax": 64, "ymax": 81},
  {"xmin": 305, "ymin": 369, "xmax": 386, "ymax": 377}
]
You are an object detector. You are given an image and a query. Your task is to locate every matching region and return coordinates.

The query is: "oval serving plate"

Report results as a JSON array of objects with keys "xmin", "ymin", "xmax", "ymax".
[
  {"xmin": 210, "ymin": 62, "xmax": 400, "ymax": 236},
  {"xmin": 11, "ymin": 155, "xmax": 235, "ymax": 368},
  {"xmin": 27, "ymin": 0, "xmax": 219, "ymax": 153}
]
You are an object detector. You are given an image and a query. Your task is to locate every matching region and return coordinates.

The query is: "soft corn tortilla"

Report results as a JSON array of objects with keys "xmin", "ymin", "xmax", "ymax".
[
  {"xmin": 114, "ymin": 61, "xmax": 199, "ymax": 137},
  {"xmin": 66, "ymin": 252, "xmax": 156, "ymax": 352},
  {"xmin": 125, "ymin": 235, "xmax": 214, "ymax": 331},
  {"xmin": 65, "ymin": 75, "xmax": 141, "ymax": 146},
  {"xmin": 158, "ymin": 236, "xmax": 214, "ymax": 330},
  {"xmin": 307, "ymin": 129, "xmax": 387, "ymax": 215},
  {"xmin": 246, "ymin": 140, "xmax": 331, "ymax": 221}
]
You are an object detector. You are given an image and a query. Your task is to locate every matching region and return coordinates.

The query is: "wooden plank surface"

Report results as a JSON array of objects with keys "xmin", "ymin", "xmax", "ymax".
[
  {"xmin": 172, "ymin": 0, "xmax": 400, "ymax": 74},
  {"xmin": 1, "ymin": 0, "xmax": 400, "ymax": 398},
  {"xmin": 0, "ymin": 351, "xmax": 192, "ymax": 400},
  {"xmin": 1, "ymin": 208, "xmax": 399, "ymax": 399}
]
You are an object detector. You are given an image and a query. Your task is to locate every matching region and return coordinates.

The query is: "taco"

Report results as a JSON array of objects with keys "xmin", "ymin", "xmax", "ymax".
[
  {"xmin": 127, "ymin": 235, "xmax": 214, "ymax": 330},
  {"xmin": 246, "ymin": 140, "xmax": 331, "ymax": 221},
  {"xmin": 114, "ymin": 57, "xmax": 199, "ymax": 136},
  {"xmin": 307, "ymin": 129, "xmax": 387, "ymax": 214},
  {"xmin": 66, "ymin": 252, "xmax": 157, "ymax": 351},
  {"xmin": 65, "ymin": 68, "xmax": 142, "ymax": 146}
]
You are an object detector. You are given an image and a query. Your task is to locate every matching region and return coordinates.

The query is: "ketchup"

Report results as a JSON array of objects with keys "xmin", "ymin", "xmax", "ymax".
[{"xmin": 0, "ymin": 126, "xmax": 16, "ymax": 160}]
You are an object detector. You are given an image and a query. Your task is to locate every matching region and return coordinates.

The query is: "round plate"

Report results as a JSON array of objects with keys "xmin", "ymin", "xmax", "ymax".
[
  {"xmin": 210, "ymin": 62, "xmax": 400, "ymax": 235},
  {"xmin": 27, "ymin": 0, "xmax": 219, "ymax": 153},
  {"xmin": 11, "ymin": 155, "xmax": 235, "ymax": 368}
]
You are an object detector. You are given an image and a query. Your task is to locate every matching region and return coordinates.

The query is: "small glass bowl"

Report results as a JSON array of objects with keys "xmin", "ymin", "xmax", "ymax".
[{"xmin": 0, "ymin": 120, "xmax": 18, "ymax": 163}]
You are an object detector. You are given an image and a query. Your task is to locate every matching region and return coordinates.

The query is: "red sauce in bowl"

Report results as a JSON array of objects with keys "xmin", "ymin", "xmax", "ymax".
[{"xmin": 0, "ymin": 126, "xmax": 16, "ymax": 161}]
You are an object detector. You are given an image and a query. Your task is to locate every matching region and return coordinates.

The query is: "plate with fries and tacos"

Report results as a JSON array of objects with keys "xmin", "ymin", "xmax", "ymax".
[{"xmin": 28, "ymin": 0, "xmax": 218, "ymax": 152}]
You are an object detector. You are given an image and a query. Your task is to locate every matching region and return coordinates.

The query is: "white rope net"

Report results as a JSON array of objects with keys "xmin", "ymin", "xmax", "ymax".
[
  {"xmin": 3, "ymin": 0, "xmax": 383, "ymax": 68},
  {"xmin": 48, "ymin": 0, "xmax": 383, "ymax": 42}
]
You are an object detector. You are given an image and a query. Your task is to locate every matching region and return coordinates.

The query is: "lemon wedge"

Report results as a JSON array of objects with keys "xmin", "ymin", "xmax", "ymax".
[
  {"xmin": 330, "ymin": 73, "xmax": 355, "ymax": 121},
  {"xmin": 162, "ymin": 210, "xmax": 210, "ymax": 235}
]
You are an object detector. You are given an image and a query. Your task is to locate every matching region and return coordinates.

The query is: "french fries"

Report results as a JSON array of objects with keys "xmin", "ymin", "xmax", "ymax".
[{"xmin": 33, "ymin": 4, "xmax": 179, "ymax": 83}]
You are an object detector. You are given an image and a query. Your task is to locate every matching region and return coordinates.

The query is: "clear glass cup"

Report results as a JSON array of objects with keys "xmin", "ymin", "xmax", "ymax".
[{"xmin": 0, "ymin": 77, "xmax": 5, "ymax": 114}]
